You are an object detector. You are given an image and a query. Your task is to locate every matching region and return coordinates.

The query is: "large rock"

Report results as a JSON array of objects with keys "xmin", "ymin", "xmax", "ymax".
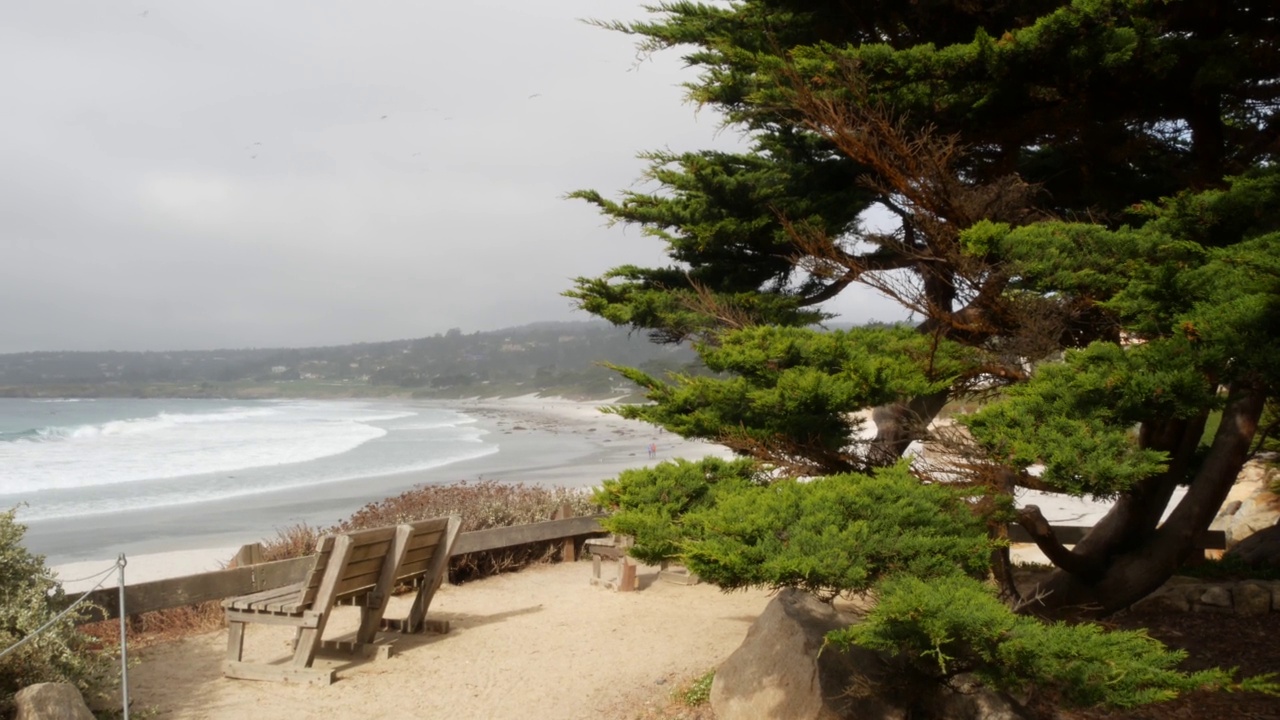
[
  {"xmin": 1213, "ymin": 461, "xmax": 1279, "ymax": 549},
  {"xmin": 13, "ymin": 683, "xmax": 94, "ymax": 720},
  {"xmin": 710, "ymin": 588, "xmax": 1028, "ymax": 720},
  {"xmin": 1226, "ymin": 524, "xmax": 1280, "ymax": 570}
]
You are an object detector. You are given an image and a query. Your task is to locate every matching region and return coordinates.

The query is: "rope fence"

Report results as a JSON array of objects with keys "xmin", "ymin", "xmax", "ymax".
[{"xmin": 0, "ymin": 554, "xmax": 130, "ymax": 719}]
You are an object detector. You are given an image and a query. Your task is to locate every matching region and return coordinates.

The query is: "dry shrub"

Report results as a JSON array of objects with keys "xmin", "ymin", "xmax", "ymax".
[
  {"xmin": 81, "ymin": 601, "xmax": 225, "ymax": 651},
  {"xmin": 257, "ymin": 523, "xmax": 324, "ymax": 562},
  {"xmin": 332, "ymin": 481, "xmax": 601, "ymax": 583},
  {"xmin": 256, "ymin": 481, "xmax": 603, "ymax": 580}
]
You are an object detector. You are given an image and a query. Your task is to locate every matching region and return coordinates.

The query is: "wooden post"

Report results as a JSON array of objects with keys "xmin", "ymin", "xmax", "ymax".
[
  {"xmin": 617, "ymin": 558, "xmax": 637, "ymax": 592},
  {"xmin": 552, "ymin": 504, "xmax": 577, "ymax": 562},
  {"xmin": 229, "ymin": 543, "xmax": 264, "ymax": 569}
]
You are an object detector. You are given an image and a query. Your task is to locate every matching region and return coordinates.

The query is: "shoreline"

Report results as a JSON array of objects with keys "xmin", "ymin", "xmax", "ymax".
[{"xmin": 44, "ymin": 394, "xmax": 731, "ymax": 586}]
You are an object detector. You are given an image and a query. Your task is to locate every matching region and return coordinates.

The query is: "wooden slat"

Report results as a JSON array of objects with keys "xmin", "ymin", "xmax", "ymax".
[
  {"xmin": 223, "ymin": 661, "xmax": 334, "ymax": 686},
  {"xmin": 403, "ymin": 529, "xmax": 445, "ymax": 553},
  {"xmin": 1006, "ymin": 525, "xmax": 1226, "ymax": 549},
  {"xmin": 224, "ymin": 609, "xmax": 319, "ymax": 628},
  {"xmin": 450, "ymin": 515, "xmax": 607, "ymax": 555},
  {"xmin": 341, "ymin": 555, "xmax": 388, "ymax": 582},
  {"xmin": 78, "ymin": 554, "xmax": 315, "ymax": 622},
  {"xmin": 343, "ymin": 542, "xmax": 392, "ymax": 565},
  {"xmin": 223, "ymin": 584, "xmax": 302, "ymax": 611},
  {"xmin": 334, "ymin": 570, "xmax": 383, "ymax": 598}
]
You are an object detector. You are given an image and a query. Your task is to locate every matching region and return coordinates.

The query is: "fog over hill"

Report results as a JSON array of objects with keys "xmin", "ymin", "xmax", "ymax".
[{"xmin": 0, "ymin": 321, "xmax": 702, "ymax": 399}]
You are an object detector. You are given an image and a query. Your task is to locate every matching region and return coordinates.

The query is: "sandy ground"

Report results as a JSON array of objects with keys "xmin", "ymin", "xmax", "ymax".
[{"xmin": 127, "ymin": 561, "xmax": 773, "ymax": 720}]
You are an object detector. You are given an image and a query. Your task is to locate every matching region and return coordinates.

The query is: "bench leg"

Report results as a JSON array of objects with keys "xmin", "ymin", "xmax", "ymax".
[
  {"xmin": 226, "ymin": 620, "xmax": 245, "ymax": 663},
  {"xmin": 291, "ymin": 612, "xmax": 328, "ymax": 668},
  {"xmin": 403, "ymin": 574, "xmax": 445, "ymax": 634}
]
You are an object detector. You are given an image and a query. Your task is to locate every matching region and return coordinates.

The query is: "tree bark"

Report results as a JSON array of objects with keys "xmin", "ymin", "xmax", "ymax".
[
  {"xmin": 1027, "ymin": 384, "xmax": 1264, "ymax": 618},
  {"xmin": 867, "ymin": 390, "xmax": 950, "ymax": 466}
]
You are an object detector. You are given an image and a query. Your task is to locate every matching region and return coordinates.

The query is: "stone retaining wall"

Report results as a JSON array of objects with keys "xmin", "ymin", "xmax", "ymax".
[{"xmin": 1131, "ymin": 576, "xmax": 1279, "ymax": 615}]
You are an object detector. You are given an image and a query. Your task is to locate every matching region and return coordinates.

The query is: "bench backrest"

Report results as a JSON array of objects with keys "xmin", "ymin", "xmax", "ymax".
[
  {"xmin": 292, "ymin": 535, "xmax": 338, "ymax": 610},
  {"xmin": 293, "ymin": 525, "xmax": 400, "ymax": 609},
  {"xmin": 395, "ymin": 516, "xmax": 460, "ymax": 584}
]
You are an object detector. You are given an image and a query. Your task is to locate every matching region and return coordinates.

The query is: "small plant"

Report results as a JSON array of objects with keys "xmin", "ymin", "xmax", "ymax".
[
  {"xmin": 0, "ymin": 509, "xmax": 117, "ymax": 714},
  {"xmin": 674, "ymin": 669, "xmax": 715, "ymax": 707}
]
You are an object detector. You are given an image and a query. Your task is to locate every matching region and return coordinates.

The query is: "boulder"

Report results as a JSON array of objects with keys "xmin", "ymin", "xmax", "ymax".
[
  {"xmin": 13, "ymin": 683, "xmax": 94, "ymax": 720},
  {"xmin": 1234, "ymin": 582, "xmax": 1274, "ymax": 616},
  {"xmin": 1212, "ymin": 461, "xmax": 1280, "ymax": 548},
  {"xmin": 1225, "ymin": 524, "xmax": 1280, "ymax": 570},
  {"xmin": 1131, "ymin": 588, "xmax": 1191, "ymax": 613},
  {"xmin": 710, "ymin": 588, "xmax": 1028, "ymax": 720}
]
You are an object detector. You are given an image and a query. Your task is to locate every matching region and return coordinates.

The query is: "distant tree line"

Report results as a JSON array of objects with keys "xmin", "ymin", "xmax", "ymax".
[{"xmin": 0, "ymin": 321, "xmax": 702, "ymax": 397}]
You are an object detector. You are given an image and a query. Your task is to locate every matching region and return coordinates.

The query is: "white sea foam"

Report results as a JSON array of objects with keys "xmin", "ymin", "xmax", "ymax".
[{"xmin": 0, "ymin": 401, "xmax": 476, "ymax": 510}]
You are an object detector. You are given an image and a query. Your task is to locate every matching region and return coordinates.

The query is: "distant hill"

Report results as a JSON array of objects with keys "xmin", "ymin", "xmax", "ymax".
[{"xmin": 0, "ymin": 321, "xmax": 701, "ymax": 400}]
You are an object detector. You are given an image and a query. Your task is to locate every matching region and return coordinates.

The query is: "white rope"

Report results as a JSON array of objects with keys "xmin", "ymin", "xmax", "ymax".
[
  {"xmin": 0, "ymin": 556, "xmax": 124, "ymax": 661},
  {"xmin": 54, "ymin": 562, "xmax": 119, "ymax": 586}
]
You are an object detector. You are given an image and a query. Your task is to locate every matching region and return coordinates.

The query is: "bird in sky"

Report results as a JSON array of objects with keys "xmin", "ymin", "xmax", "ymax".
[
  {"xmin": 527, "ymin": 93, "xmax": 542, "ymax": 99},
  {"xmin": 380, "ymin": 115, "xmax": 389, "ymax": 120}
]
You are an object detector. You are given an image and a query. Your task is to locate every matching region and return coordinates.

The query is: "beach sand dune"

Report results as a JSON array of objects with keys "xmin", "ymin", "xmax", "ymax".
[{"xmin": 128, "ymin": 561, "xmax": 772, "ymax": 719}]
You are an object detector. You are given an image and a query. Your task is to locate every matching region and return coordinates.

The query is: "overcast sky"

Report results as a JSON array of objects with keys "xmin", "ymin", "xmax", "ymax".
[{"xmin": 0, "ymin": 0, "xmax": 903, "ymax": 354}]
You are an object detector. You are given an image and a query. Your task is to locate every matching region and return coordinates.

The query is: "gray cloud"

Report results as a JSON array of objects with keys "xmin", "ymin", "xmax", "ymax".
[{"xmin": 0, "ymin": 0, "xmax": 903, "ymax": 353}]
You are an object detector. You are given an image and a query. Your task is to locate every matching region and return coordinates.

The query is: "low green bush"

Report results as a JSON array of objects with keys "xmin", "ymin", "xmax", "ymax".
[
  {"xmin": 0, "ymin": 509, "xmax": 116, "ymax": 714},
  {"xmin": 597, "ymin": 458, "xmax": 1279, "ymax": 709},
  {"xmin": 836, "ymin": 574, "xmax": 1279, "ymax": 708}
]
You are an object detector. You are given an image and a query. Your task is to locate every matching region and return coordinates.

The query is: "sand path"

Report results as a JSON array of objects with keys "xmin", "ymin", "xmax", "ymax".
[{"xmin": 128, "ymin": 561, "xmax": 773, "ymax": 719}]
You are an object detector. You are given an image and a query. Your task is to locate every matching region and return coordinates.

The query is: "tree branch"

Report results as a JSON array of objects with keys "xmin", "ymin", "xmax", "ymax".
[{"xmin": 1015, "ymin": 505, "xmax": 1101, "ymax": 578}]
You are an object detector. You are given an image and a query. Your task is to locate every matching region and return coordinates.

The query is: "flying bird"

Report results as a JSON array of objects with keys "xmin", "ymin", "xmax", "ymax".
[
  {"xmin": 527, "ymin": 93, "xmax": 542, "ymax": 99},
  {"xmin": 139, "ymin": 9, "xmax": 149, "ymax": 17},
  {"xmin": 380, "ymin": 115, "xmax": 389, "ymax": 120}
]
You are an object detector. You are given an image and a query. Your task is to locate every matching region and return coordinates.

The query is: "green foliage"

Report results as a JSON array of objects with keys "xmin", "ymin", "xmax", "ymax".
[
  {"xmin": 679, "ymin": 467, "xmax": 991, "ymax": 597},
  {"xmin": 575, "ymin": 0, "xmax": 1280, "ymax": 711},
  {"xmin": 600, "ymin": 460, "xmax": 991, "ymax": 597},
  {"xmin": 674, "ymin": 669, "xmax": 716, "ymax": 707},
  {"xmin": 962, "ymin": 341, "xmax": 1213, "ymax": 496},
  {"xmin": 594, "ymin": 457, "xmax": 765, "ymax": 564},
  {"xmin": 607, "ymin": 326, "xmax": 973, "ymax": 473},
  {"xmin": 0, "ymin": 510, "xmax": 115, "ymax": 714},
  {"xmin": 836, "ymin": 574, "xmax": 1279, "ymax": 708}
]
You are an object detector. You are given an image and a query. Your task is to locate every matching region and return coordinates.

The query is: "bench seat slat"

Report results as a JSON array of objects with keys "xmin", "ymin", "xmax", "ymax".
[{"xmin": 223, "ymin": 583, "xmax": 305, "ymax": 612}]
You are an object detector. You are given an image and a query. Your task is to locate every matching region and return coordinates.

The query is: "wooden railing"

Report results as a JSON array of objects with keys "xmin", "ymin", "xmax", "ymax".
[
  {"xmin": 1006, "ymin": 525, "xmax": 1225, "ymax": 548},
  {"xmin": 74, "ymin": 515, "xmax": 607, "ymax": 622},
  {"xmin": 70, "ymin": 516, "xmax": 1226, "ymax": 622}
]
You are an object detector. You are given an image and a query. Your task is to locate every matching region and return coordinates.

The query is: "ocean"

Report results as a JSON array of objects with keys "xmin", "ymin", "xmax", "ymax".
[
  {"xmin": 0, "ymin": 397, "xmax": 493, "ymax": 523},
  {"xmin": 0, "ymin": 397, "xmax": 524, "ymax": 563}
]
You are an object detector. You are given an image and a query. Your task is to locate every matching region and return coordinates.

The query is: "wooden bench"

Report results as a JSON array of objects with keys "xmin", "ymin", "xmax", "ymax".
[
  {"xmin": 585, "ymin": 535, "xmax": 700, "ymax": 591},
  {"xmin": 585, "ymin": 536, "xmax": 636, "ymax": 592},
  {"xmin": 379, "ymin": 515, "xmax": 460, "ymax": 635},
  {"xmin": 222, "ymin": 516, "xmax": 458, "ymax": 685}
]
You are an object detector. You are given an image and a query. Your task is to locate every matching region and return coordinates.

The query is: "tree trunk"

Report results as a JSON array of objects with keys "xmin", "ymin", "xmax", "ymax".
[
  {"xmin": 1026, "ymin": 384, "xmax": 1264, "ymax": 618},
  {"xmin": 868, "ymin": 390, "xmax": 950, "ymax": 466}
]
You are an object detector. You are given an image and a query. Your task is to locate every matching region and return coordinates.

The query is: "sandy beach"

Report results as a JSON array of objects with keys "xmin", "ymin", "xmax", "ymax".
[{"xmin": 127, "ymin": 560, "xmax": 773, "ymax": 720}]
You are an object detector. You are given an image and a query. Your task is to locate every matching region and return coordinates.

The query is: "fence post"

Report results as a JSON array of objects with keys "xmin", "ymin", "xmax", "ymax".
[
  {"xmin": 229, "ymin": 543, "xmax": 264, "ymax": 569},
  {"xmin": 117, "ymin": 554, "xmax": 129, "ymax": 720},
  {"xmin": 552, "ymin": 504, "xmax": 577, "ymax": 562}
]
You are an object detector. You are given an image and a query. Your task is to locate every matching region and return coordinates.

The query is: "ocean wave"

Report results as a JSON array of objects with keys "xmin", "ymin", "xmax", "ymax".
[
  {"xmin": 0, "ymin": 402, "xmax": 409, "ymax": 494},
  {"xmin": 14, "ymin": 442, "xmax": 500, "ymax": 522}
]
